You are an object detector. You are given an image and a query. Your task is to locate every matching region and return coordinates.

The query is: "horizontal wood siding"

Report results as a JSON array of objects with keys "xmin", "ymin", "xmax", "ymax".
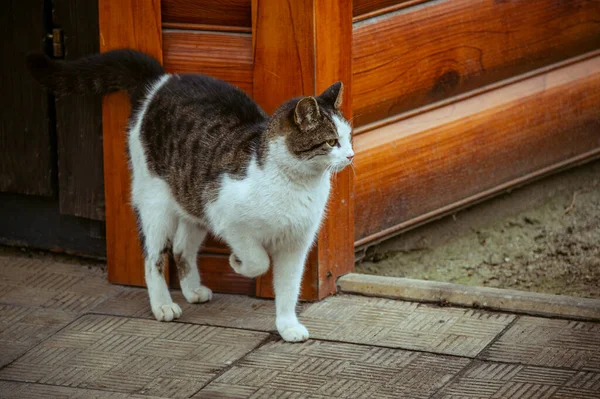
[
  {"xmin": 353, "ymin": 0, "xmax": 427, "ymax": 20},
  {"xmin": 161, "ymin": 0, "xmax": 251, "ymax": 31},
  {"xmin": 162, "ymin": 0, "xmax": 429, "ymax": 27},
  {"xmin": 354, "ymin": 54, "xmax": 600, "ymax": 245},
  {"xmin": 353, "ymin": 0, "xmax": 600, "ymax": 128},
  {"xmin": 163, "ymin": 31, "xmax": 253, "ymax": 95}
]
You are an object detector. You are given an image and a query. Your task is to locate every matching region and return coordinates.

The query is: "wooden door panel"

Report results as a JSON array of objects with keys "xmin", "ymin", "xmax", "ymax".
[
  {"xmin": 163, "ymin": 29, "xmax": 254, "ymax": 258},
  {"xmin": 169, "ymin": 254, "xmax": 255, "ymax": 295},
  {"xmin": 253, "ymin": 0, "xmax": 354, "ymax": 300},
  {"xmin": 54, "ymin": 0, "xmax": 105, "ymax": 220},
  {"xmin": 100, "ymin": 0, "xmax": 164, "ymax": 286},
  {"xmin": 162, "ymin": 0, "xmax": 251, "ymax": 31},
  {"xmin": 0, "ymin": 0, "xmax": 54, "ymax": 196},
  {"xmin": 163, "ymin": 31, "xmax": 253, "ymax": 96}
]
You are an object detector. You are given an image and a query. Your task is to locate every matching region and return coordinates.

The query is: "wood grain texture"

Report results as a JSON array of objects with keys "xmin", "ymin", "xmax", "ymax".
[
  {"xmin": 252, "ymin": 0, "xmax": 315, "ymax": 115},
  {"xmin": 353, "ymin": 0, "xmax": 426, "ymax": 20},
  {"xmin": 253, "ymin": 0, "xmax": 318, "ymax": 300},
  {"xmin": 100, "ymin": 0, "xmax": 163, "ymax": 286},
  {"xmin": 354, "ymin": 55, "xmax": 600, "ymax": 245},
  {"xmin": 253, "ymin": 0, "xmax": 354, "ymax": 300},
  {"xmin": 0, "ymin": 0, "xmax": 53, "ymax": 196},
  {"xmin": 54, "ymin": 0, "xmax": 105, "ymax": 220},
  {"xmin": 163, "ymin": 31, "xmax": 253, "ymax": 95},
  {"xmin": 169, "ymin": 254, "xmax": 255, "ymax": 295},
  {"xmin": 162, "ymin": 0, "xmax": 251, "ymax": 31},
  {"xmin": 315, "ymin": 0, "xmax": 354, "ymax": 299},
  {"xmin": 352, "ymin": 0, "xmax": 600, "ymax": 128}
]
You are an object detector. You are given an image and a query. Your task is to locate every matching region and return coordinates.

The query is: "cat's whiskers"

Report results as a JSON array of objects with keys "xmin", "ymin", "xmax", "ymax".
[{"xmin": 350, "ymin": 162, "xmax": 357, "ymax": 178}]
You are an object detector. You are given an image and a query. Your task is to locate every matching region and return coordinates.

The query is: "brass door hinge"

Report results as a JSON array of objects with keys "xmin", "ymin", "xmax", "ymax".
[{"xmin": 47, "ymin": 28, "xmax": 64, "ymax": 58}]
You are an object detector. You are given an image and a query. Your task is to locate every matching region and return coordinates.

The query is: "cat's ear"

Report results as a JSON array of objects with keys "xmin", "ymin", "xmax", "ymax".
[
  {"xmin": 319, "ymin": 81, "xmax": 343, "ymax": 110},
  {"xmin": 294, "ymin": 97, "xmax": 320, "ymax": 130}
]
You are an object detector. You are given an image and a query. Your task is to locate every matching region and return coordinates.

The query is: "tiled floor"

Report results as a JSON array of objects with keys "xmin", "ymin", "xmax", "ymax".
[{"xmin": 0, "ymin": 253, "xmax": 599, "ymax": 398}]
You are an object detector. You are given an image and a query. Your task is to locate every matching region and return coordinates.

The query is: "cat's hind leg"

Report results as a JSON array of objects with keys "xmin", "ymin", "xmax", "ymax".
[
  {"xmin": 173, "ymin": 218, "xmax": 212, "ymax": 303},
  {"xmin": 137, "ymin": 200, "xmax": 181, "ymax": 322}
]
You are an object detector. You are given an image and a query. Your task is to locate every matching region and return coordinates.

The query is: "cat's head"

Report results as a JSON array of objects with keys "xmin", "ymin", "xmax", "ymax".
[{"xmin": 270, "ymin": 82, "xmax": 354, "ymax": 174}]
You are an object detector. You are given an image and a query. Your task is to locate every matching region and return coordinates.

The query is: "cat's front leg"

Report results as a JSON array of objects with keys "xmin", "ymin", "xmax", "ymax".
[
  {"xmin": 223, "ymin": 231, "xmax": 270, "ymax": 278},
  {"xmin": 272, "ymin": 243, "xmax": 311, "ymax": 342}
]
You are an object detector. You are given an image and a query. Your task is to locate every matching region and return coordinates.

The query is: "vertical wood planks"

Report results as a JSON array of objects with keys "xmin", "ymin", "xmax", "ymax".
[
  {"xmin": 0, "ymin": 0, "xmax": 54, "ymax": 196},
  {"xmin": 252, "ymin": 0, "xmax": 318, "ymax": 299},
  {"xmin": 252, "ymin": 0, "xmax": 315, "ymax": 114},
  {"xmin": 315, "ymin": 0, "xmax": 354, "ymax": 298},
  {"xmin": 54, "ymin": 0, "xmax": 105, "ymax": 220},
  {"xmin": 99, "ymin": 0, "xmax": 163, "ymax": 286},
  {"xmin": 253, "ymin": 0, "xmax": 354, "ymax": 300}
]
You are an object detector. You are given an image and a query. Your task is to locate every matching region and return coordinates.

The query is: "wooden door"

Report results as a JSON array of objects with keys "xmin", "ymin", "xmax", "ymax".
[
  {"xmin": 0, "ymin": 0, "xmax": 106, "ymax": 257},
  {"xmin": 101, "ymin": 0, "xmax": 355, "ymax": 299}
]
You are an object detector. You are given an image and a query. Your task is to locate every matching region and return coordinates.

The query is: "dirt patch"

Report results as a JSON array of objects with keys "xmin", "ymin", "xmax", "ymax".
[{"xmin": 357, "ymin": 160, "xmax": 600, "ymax": 299}]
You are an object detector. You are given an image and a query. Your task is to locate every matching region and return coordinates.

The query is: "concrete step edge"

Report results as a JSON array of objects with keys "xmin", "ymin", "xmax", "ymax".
[{"xmin": 337, "ymin": 273, "xmax": 600, "ymax": 321}]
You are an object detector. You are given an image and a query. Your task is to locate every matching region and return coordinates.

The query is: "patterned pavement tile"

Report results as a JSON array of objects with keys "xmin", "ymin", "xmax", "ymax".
[
  {"xmin": 91, "ymin": 288, "xmax": 154, "ymax": 318},
  {"xmin": 92, "ymin": 289, "xmax": 310, "ymax": 333},
  {"xmin": 0, "ymin": 304, "xmax": 77, "ymax": 367},
  {"xmin": 0, "ymin": 255, "xmax": 120, "ymax": 313},
  {"xmin": 299, "ymin": 295, "xmax": 515, "ymax": 357},
  {"xmin": 479, "ymin": 316, "xmax": 600, "ymax": 370},
  {"xmin": 194, "ymin": 339, "xmax": 470, "ymax": 399},
  {"xmin": 0, "ymin": 380, "xmax": 171, "ymax": 398},
  {"xmin": 0, "ymin": 314, "xmax": 268, "ymax": 397},
  {"xmin": 434, "ymin": 360, "xmax": 600, "ymax": 398}
]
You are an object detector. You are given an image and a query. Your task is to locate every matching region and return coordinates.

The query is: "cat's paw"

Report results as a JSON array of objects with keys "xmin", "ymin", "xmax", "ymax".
[
  {"xmin": 229, "ymin": 253, "xmax": 243, "ymax": 272},
  {"xmin": 183, "ymin": 285, "xmax": 213, "ymax": 304},
  {"xmin": 152, "ymin": 303, "xmax": 182, "ymax": 322},
  {"xmin": 229, "ymin": 253, "xmax": 269, "ymax": 278},
  {"xmin": 278, "ymin": 323, "xmax": 309, "ymax": 343}
]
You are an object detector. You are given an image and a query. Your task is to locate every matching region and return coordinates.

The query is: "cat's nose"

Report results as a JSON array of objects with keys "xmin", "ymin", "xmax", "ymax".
[{"xmin": 346, "ymin": 154, "xmax": 354, "ymax": 161}]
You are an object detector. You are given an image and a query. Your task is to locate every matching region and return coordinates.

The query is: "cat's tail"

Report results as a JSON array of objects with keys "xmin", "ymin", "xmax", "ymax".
[{"xmin": 26, "ymin": 49, "xmax": 164, "ymax": 100}]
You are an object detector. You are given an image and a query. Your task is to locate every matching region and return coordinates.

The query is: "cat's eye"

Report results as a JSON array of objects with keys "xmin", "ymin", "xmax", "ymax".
[{"xmin": 326, "ymin": 139, "xmax": 338, "ymax": 147}]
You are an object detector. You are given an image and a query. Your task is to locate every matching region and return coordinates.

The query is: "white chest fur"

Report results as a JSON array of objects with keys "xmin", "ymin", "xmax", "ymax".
[{"xmin": 206, "ymin": 151, "xmax": 331, "ymax": 250}]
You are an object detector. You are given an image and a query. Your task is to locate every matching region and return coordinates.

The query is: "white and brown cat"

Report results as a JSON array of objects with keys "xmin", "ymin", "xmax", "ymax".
[{"xmin": 27, "ymin": 49, "xmax": 354, "ymax": 342}]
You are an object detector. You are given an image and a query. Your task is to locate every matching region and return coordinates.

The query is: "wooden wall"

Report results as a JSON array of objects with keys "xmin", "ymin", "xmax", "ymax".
[
  {"xmin": 350, "ymin": 0, "xmax": 600, "ymax": 247},
  {"xmin": 353, "ymin": 0, "xmax": 600, "ymax": 128}
]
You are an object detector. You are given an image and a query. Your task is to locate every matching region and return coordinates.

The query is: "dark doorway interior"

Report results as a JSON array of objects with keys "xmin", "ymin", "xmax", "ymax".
[{"xmin": 1, "ymin": 0, "xmax": 106, "ymax": 258}]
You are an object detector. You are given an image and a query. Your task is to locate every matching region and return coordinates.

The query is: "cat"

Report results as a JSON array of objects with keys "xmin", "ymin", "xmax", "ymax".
[{"xmin": 27, "ymin": 49, "xmax": 353, "ymax": 342}]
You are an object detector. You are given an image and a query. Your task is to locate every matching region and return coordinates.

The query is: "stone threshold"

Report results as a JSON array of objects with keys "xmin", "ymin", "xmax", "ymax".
[{"xmin": 337, "ymin": 273, "xmax": 600, "ymax": 321}]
